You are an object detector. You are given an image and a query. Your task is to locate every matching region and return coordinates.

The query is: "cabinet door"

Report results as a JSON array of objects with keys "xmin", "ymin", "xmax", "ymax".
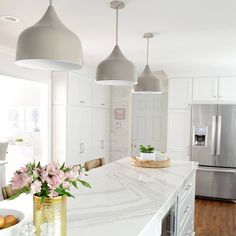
[
  {"xmin": 167, "ymin": 110, "xmax": 191, "ymax": 160},
  {"xmin": 168, "ymin": 79, "xmax": 192, "ymax": 109},
  {"xmin": 68, "ymin": 72, "xmax": 92, "ymax": 106},
  {"xmin": 93, "ymin": 83, "xmax": 110, "ymax": 108},
  {"xmin": 91, "ymin": 108, "xmax": 110, "ymax": 163},
  {"xmin": 52, "ymin": 106, "xmax": 67, "ymax": 163},
  {"xmin": 218, "ymin": 77, "xmax": 236, "ymax": 101},
  {"xmin": 192, "ymin": 77, "xmax": 218, "ymax": 102},
  {"xmin": 67, "ymin": 107, "xmax": 92, "ymax": 165}
]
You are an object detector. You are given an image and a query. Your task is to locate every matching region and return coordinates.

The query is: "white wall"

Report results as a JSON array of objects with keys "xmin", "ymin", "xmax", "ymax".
[{"xmin": 110, "ymin": 86, "xmax": 133, "ymax": 161}]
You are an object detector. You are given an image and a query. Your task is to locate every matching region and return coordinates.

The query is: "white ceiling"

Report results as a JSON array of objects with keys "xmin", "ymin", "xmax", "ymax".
[{"xmin": 1, "ymin": 0, "xmax": 236, "ymax": 77}]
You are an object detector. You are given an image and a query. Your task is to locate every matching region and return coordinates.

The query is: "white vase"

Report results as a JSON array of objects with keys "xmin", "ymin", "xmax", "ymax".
[{"xmin": 139, "ymin": 152, "xmax": 156, "ymax": 160}]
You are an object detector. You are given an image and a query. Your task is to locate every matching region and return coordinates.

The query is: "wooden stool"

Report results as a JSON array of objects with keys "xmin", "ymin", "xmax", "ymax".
[
  {"xmin": 2, "ymin": 184, "xmax": 18, "ymax": 200},
  {"xmin": 84, "ymin": 158, "xmax": 105, "ymax": 171}
]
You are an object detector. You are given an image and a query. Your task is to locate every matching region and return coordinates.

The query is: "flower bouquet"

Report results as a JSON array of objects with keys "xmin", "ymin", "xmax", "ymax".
[{"xmin": 10, "ymin": 161, "xmax": 91, "ymax": 235}]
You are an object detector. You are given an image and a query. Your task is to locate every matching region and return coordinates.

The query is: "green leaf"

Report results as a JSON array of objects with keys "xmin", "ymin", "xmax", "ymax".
[
  {"xmin": 71, "ymin": 181, "xmax": 78, "ymax": 189},
  {"xmin": 60, "ymin": 162, "xmax": 65, "ymax": 170},
  {"xmin": 78, "ymin": 179, "xmax": 91, "ymax": 189},
  {"xmin": 63, "ymin": 191, "xmax": 75, "ymax": 198},
  {"xmin": 8, "ymin": 191, "xmax": 22, "ymax": 200},
  {"xmin": 36, "ymin": 161, "xmax": 41, "ymax": 169}
]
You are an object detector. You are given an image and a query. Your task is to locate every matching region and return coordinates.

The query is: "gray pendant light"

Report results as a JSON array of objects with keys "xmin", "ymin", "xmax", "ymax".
[
  {"xmin": 15, "ymin": 0, "xmax": 83, "ymax": 71},
  {"xmin": 96, "ymin": 1, "xmax": 136, "ymax": 85},
  {"xmin": 134, "ymin": 33, "xmax": 162, "ymax": 93}
]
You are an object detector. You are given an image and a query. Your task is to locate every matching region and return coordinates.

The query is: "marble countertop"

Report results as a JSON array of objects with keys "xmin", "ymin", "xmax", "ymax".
[
  {"xmin": 0, "ymin": 161, "xmax": 7, "ymax": 166},
  {"xmin": 0, "ymin": 158, "xmax": 198, "ymax": 236}
]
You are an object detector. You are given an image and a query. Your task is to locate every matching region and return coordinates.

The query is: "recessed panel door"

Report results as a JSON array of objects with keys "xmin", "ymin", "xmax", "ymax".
[{"xmin": 132, "ymin": 94, "xmax": 168, "ymax": 157}]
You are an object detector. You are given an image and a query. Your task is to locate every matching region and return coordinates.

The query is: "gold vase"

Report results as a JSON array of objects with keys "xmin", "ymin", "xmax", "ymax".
[{"xmin": 33, "ymin": 195, "xmax": 66, "ymax": 236}]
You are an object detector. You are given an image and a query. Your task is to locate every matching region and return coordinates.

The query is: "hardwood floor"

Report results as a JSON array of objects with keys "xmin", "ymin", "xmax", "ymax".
[{"xmin": 195, "ymin": 199, "xmax": 236, "ymax": 236}]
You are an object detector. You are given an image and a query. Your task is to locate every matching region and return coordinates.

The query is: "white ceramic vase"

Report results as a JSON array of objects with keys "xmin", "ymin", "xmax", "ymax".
[{"xmin": 139, "ymin": 151, "xmax": 156, "ymax": 161}]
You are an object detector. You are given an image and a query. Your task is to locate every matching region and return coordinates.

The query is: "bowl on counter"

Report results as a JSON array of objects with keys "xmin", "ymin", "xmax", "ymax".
[{"xmin": 0, "ymin": 209, "xmax": 25, "ymax": 236}]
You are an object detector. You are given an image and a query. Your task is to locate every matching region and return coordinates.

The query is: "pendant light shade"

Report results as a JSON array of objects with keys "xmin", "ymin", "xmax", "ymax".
[
  {"xmin": 133, "ymin": 33, "xmax": 162, "ymax": 93},
  {"xmin": 96, "ymin": 1, "xmax": 136, "ymax": 85},
  {"xmin": 134, "ymin": 65, "xmax": 162, "ymax": 93},
  {"xmin": 96, "ymin": 45, "xmax": 136, "ymax": 85},
  {"xmin": 15, "ymin": 4, "xmax": 83, "ymax": 71}
]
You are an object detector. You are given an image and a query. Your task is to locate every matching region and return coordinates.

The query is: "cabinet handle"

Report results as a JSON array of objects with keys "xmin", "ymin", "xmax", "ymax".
[
  {"xmin": 185, "ymin": 231, "xmax": 191, "ymax": 236},
  {"xmin": 184, "ymin": 206, "xmax": 191, "ymax": 213},
  {"xmin": 100, "ymin": 140, "xmax": 104, "ymax": 150},
  {"xmin": 80, "ymin": 143, "xmax": 84, "ymax": 153},
  {"xmin": 184, "ymin": 184, "xmax": 192, "ymax": 191},
  {"xmin": 101, "ymin": 103, "xmax": 105, "ymax": 106},
  {"xmin": 80, "ymin": 101, "xmax": 85, "ymax": 104}
]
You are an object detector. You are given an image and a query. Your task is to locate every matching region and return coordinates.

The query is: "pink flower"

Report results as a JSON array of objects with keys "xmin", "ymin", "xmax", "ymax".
[
  {"xmin": 11, "ymin": 172, "xmax": 31, "ymax": 190},
  {"xmin": 30, "ymin": 180, "xmax": 42, "ymax": 194},
  {"xmin": 62, "ymin": 181, "xmax": 70, "ymax": 189},
  {"xmin": 48, "ymin": 191, "xmax": 59, "ymax": 198}
]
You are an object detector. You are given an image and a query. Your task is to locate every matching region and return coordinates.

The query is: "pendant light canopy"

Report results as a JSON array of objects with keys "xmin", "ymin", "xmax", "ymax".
[
  {"xmin": 96, "ymin": 1, "xmax": 136, "ymax": 85},
  {"xmin": 15, "ymin": 0, "xmax": 83, "ymax": 71},
  {"xmin": 133, "ymin": 33, "xmax": 162, "ymax": 93}
]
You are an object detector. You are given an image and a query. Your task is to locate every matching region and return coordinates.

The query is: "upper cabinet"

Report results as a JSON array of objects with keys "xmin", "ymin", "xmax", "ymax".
[
  {"xmin": 193, "ymin": 77, "xmax": 236, "ymax": 103},
  {"xmin": 68, "ymin": 72, "xmax": 92, "ymax": 106},
  {"xmin": 92, "ymin": 83, "xmax": 111, "ymax": 108},
  {"xmin": 168, "ymin": 79, "xmax": 192, "ymax": 109},
  {"xmin": 218, "ymin": 77, "xmax": 236, "ymax": 101},
  {"xmin": 192, "ymin": 77, "xmax": 218, "ymax": 102}
]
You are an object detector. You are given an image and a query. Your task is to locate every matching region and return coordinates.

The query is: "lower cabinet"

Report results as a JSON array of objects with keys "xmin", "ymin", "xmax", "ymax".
[
  {"xmin": 67, "ymin": 107, "xmax": 92, "ymax": 166},
  {"xmin": 66, "ymin": 106, "xmax": 110, "ymax": 166},
  {"xmin": 177, "ymin": 172, "xmax": 196, "ymax": 236},
  {"xmin": 91, "ymin": 108, "xmax": 110, "ymax": 163}
]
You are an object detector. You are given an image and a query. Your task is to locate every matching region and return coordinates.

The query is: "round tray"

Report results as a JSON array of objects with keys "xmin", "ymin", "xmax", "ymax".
[{"xmin": 131, "ymin": 156, "xmax": 171, "ymax": 168}]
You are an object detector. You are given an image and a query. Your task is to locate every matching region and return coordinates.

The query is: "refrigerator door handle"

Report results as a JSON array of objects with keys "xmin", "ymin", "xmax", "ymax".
[
  {"xmin": 210, "ymin": 116, "xmax": 216, "ymax": 155},
  {"xmin": 198, "ymin": 167, "xmax": 236, "ymax": 174},
  {"xmin": 216, "ymin": 115, "xmax": 222, "ymax": 156}
]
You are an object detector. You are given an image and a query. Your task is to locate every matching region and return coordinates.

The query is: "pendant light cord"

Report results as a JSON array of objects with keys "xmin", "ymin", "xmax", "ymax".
[
  {"xmin": 116, "ymin": 8, "xmax": 119, "ymax": 45},
  {"xmin": 146, "ymin": 38, "xmax": 149, "ymax": 65},
  {"xmin": 49, "ymin": 0, "xmax": 53, "ymax": 6}
]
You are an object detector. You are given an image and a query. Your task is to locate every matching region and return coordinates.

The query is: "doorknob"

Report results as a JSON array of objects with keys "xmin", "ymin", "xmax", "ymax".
[{"xmin": 131, "ymin": 144, "xmax": 137, "ymax": 147}]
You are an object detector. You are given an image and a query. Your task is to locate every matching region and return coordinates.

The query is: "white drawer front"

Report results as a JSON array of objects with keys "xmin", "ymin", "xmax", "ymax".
[
  {"xmin": 179, "ymin": 175, "xmax": 194, "ymax": 204},
  {"xmin": 179, "ymin": 210, "xmax": 193, "ymax": 236}
]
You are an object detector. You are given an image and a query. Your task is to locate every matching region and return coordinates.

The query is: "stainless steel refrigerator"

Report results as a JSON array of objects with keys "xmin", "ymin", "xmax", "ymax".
[{"xmin": 191, "ymin": 104, "xmax": 236, "ymax": 202}]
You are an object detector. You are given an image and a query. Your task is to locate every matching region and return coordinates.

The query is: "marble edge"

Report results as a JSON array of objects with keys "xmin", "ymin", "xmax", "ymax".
[{"xmin": 138, "ymin": 161, "xmax": 198, "ymax": 235}]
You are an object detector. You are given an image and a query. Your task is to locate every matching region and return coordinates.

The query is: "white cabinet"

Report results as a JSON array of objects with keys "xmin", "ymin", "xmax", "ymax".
[
  {"xmin": 91, "ymin": 108, "xmax": 110, "ymax": 163},
  {"xmin": 93, "ymin": 82, "xmax": 110, "ymax": 108},
  {"xmin": 168, "ymin": 79, "xmax": 192, "ymax": 109},
  {"xmin": 218, "ymin": 77, "xmax": 236, "ymax": 101},
  {"xmin": 177, "ymin": 172, "xmax": 196, "ymax": 236},
  {"xmin": 68, "ymin": 72, "xmax": 92, "ymax": 106},
  {"xmin": 192, "ymin": 77, "xmax": 218, "ymax": 102},
  {"xmin": 167, "ymin": 110, "xmax": 191, "ymax": 161},
  {"xmin": 67, "ymin": 107, "xmax": 92, "ymax": 165},
  {"xmin": 52, "ymin": 69, "xmax": 111, "ymax": 166}
]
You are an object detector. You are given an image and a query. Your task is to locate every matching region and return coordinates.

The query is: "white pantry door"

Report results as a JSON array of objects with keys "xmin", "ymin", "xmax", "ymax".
[{"xmin": 132, "ymin": 94, "xmax": 168, "ymax": 157}]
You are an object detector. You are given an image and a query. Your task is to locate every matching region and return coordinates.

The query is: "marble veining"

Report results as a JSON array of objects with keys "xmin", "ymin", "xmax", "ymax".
[{"xmin": 0, "ymin": 158, "xmax": 197, "ymax": 236}]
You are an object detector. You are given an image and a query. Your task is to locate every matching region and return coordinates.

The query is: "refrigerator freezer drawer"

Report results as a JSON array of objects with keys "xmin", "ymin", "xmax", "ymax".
[{"xmin": 196, "ymin": 167, "xmax": 236, "ymax": 200}]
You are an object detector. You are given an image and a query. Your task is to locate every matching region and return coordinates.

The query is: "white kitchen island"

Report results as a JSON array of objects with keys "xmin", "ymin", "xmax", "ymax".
[{"xmin": 0, "ymin": 158, "xmax": 197, "ymax": 236}]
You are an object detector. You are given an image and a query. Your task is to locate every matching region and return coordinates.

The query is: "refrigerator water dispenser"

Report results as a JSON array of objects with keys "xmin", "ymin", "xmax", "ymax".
[{"xmin": 193, "ymin": 127, "xmax": 208, "ymax": 147}]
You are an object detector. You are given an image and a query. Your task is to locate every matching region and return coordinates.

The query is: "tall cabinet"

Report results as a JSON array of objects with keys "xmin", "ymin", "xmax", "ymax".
[
  {"xmin": 167, "ymin": 79, "xmax": 192, "ymax": 161},
  {"xmin": 52, "ymin": 68, "xmax": 111, "ymax": 166}
]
